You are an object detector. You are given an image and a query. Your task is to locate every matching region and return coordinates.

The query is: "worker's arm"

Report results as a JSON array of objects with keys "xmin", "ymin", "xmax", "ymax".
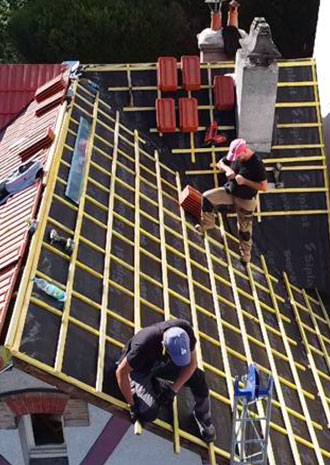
[
  {"xmin": 116, "ymin": 356, "xmax": 134, "ymax": 405},
  {"xmin": 235, "ymin": 175, "xmax": 268, "ymax": 192},
  {"xmin": 172, "ymin": 349, "xmax": 198, "ymax": 393},
  {"xmin": 217, "ymin": 158, "xmax": 235, "ymax": 180}
]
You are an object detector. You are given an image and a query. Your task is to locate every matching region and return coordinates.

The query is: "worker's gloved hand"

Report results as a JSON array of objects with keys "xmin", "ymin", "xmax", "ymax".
[{"xmin": 158, "ymin": 383, "xmax": 177, "ymax": 405}]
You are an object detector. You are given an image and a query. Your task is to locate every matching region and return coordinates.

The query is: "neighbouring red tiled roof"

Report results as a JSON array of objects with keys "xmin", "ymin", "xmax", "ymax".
[
  {"xmin": 0, "ymin": 64, "xmax": 67, "ymax": 131},
  {"xmin": 0, "ymin": 65, "xmax": 70, "ymax": 335}
]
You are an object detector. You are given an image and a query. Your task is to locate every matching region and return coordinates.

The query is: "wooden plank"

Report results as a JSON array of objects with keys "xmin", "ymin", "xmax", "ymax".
[
  {"xmin": 176, "ymin": 174, "xmax": 216, "ymax": 465},
  {"xmin": 134, "ymin": 129, "xmax": 143, "ymax": 436},
  {"xmin": 96, "ymin": 110, "xmax": 119, "ymax": 392},
  {"xmin": 155, "ymin": 150, "xmax": 181, "ymax": 454}
]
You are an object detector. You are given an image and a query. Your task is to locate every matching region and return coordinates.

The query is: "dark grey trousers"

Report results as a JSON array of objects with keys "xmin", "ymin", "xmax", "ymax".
[{"xmin": 130, "ymin": 363, "xmax": 211, "ymax": 423}]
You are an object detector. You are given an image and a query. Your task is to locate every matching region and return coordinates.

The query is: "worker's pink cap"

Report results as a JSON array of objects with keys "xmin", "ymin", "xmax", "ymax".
[{"xmin": 226, "ymin": 138, "xmax": 247, "ymax": 162}]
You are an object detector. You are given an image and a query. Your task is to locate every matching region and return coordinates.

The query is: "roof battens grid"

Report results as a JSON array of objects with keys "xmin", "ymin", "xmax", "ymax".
[
  {"xmin": 279, "ymin": 270, "xmax": 326, "ymax": 464},
  {"xmin": 107, "ymin": 57, "xmax": 330, "ymax": 229},
  {"xmin": 96, "ymin": 110, "xmax": 119, "ymax": 393},
  {"xmin": 5, "ymin": 80, "xmax": 79, "ymax": 351},
  {"xmin": 204, "ymin": 232, "xmax": 234, "ymax": 404},
  {"xmin": 218, "ymin": 214, "xmax": 276, "ymax": 465},
  {"xmin": 55, "ymin": 92, "xmax": 99, "ymax": 374},
  {"xmin": 176, "ymin": 174, "xmax": 216, "ymax": 465},
  {"xmin": 302, "ymin": 291, "xmax": 330, "ymax": 400},
  {"xmin": 285, "ymin": 277, "xmax": 330, "ymax": 426},
  {"xmin": 4, "ymin": 62, "xmax": 330, "ymax": 463},
  {"xmin": 246, "ymin": 266, "xmax": 302, "ymax": 464},
  {"xmin": 155, "ymin": 150, "xmax": 180, "ymax": 453}
]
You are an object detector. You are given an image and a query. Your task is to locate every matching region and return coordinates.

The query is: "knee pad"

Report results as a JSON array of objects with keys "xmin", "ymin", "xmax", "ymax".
[
  {"xmin": 239, "ymin": 230, "xmax": 251, "ymax": 242},
  {"xmin": 202, "ymin": 196, "xmax": 214, "ymax": 213}
]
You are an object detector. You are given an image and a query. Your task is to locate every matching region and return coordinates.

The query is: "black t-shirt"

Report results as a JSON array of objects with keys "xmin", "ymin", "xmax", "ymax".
[
  {"xmin": 221, "ymin": 153, "xmax": 267, "ymax": 199},
  {"xmin": 124, "ymin": 320, "xmax": 196, "ymax": 372}
]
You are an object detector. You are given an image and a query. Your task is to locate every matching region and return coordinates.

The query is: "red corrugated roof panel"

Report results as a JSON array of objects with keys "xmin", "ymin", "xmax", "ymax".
[
  {"xmin": 0, "ymin": 64, "xmax": 67, "ymax": 132},
  {"xmin": 0, "ymin": 266, "xmax": 17, "ymax": 332},
  {"xmin": 0, "ymin": 64, "xmax": 70, "ymax": 334}
]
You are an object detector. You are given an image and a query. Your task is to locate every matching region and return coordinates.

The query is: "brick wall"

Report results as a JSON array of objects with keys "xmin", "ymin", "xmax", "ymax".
[
  {"xmin": 5, "ymin": 391, "xmax": 68, "ymax": 417},
  {"xmin": 0, "ymin": 391, "xmax": 90, "ymax": 429}
]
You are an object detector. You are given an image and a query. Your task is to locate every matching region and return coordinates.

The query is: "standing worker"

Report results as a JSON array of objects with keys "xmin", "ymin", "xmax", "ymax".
[
  {"xmin": 116, "ymin": 319, "xmax": 216, "ymax": 442},
  {"xmin": 196, "ymin": 138, "xmax": 267, "ymax": 264}
]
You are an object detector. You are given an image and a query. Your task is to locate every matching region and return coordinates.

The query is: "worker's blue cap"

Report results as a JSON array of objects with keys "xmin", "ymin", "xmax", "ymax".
[{"xmin": 163, "ymin": 327, "xmax": 191, "ymax": 367}]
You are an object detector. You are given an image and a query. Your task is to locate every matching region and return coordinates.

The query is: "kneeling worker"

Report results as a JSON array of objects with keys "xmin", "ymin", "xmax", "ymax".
[
  {"xmin": 196, "ymin": 138, "xmax": 267, "ymax": 264},
  {"xmin": 116, "ymin": 319, "xmax": 216, "ymax": 442}
]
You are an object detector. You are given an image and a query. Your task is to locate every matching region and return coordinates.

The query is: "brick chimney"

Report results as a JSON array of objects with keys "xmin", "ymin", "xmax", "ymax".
[{"xmin": 235, "ymin": 18, "xmax": 281, "ymax": 153}]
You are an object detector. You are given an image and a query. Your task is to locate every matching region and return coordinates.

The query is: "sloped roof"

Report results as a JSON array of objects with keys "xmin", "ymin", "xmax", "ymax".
[
  {"xmin": 83, "ymin": 58, "xmax": 330, "ymax": 290},
  {"xmin": 4, "ymin": 78, "xmax": 330, "ymax": 465},
  {"xmin": 0, "ymin": 65, "xmax": 70, "ymax": 333},
  {"xmin": 0, "ymin": 64, "xmax": 67, "ymax": 131}
]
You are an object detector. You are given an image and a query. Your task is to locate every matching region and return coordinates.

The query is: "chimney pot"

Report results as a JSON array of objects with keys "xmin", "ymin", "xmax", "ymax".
[
  {"xmin": 211, "ymin": 11, "xmax": 222, "ymax": 31},
  {"xmin": 228, "ymin": 0, "xmax": 240, "ymax": 28}
]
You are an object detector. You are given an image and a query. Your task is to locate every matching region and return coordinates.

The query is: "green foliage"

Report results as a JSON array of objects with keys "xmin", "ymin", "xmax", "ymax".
[
  {"xmin": 0, "ymin": 0, "xmax": 29, "ymax": 62},
  {"xmin": 8, "ymin": 0, "xmax": 208, "ymax": 63},
  {"xmin": 4, "ymin": 0, "xmax": 321, "ymax": 63}
]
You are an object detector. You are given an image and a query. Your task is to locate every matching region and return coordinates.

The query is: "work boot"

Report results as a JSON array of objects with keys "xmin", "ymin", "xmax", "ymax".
[{"xmin": 193, "ymin": 412, "xmax": 216, "ymax": 443}]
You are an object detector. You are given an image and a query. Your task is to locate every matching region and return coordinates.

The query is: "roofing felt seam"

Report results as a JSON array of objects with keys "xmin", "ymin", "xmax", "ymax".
[{"xmin": 5, "ymin": 81, "xmax": 330, "ymax": 464}]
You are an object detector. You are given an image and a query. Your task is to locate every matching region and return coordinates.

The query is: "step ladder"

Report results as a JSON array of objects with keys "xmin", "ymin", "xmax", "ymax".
[{"xmin": 230, "ymin": 364, "xmax": 273, "ymax": 465}]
